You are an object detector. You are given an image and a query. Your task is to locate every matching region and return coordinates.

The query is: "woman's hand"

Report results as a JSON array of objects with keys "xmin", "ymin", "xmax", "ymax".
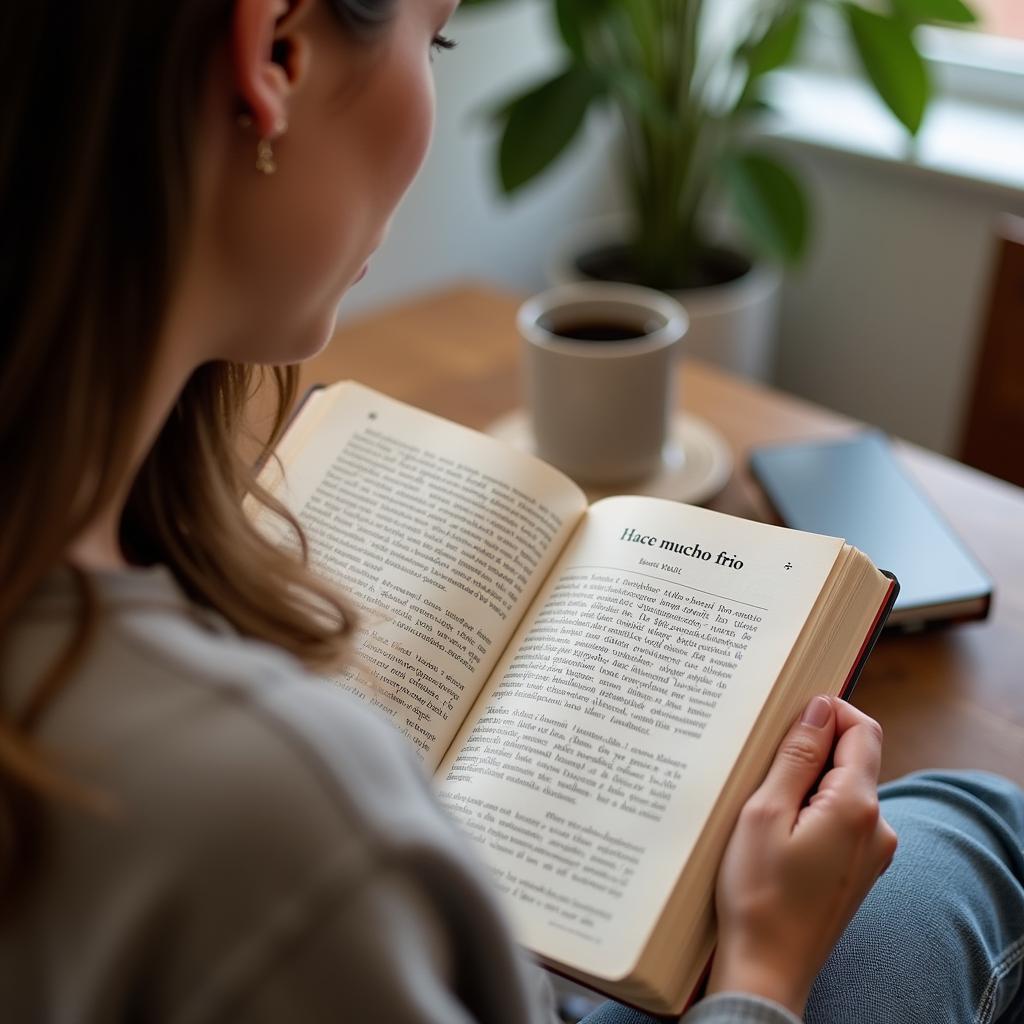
[{"xmin": 705, "ymin": 696, "xmax": 898, "ymax": 1017}]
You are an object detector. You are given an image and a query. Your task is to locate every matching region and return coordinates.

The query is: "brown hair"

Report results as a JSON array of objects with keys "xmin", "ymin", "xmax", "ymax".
[{"xmin": 0, "ymin": 0, "xmax": 396, "ymax": 892}]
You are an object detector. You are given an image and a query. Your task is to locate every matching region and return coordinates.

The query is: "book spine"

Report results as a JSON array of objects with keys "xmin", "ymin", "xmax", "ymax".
[{"xmin": 840, "ymin": 572, "xmax": 900, "ymax": 701}]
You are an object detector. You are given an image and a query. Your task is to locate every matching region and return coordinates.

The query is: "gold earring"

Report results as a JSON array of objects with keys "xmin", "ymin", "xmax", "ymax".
[
  {"xmin": 236, "ymin": 112, "xmax": 285, "ymax": 175},
  {"xmin": 255, "ymin": 137, "xmax": 276, "ymax": 175}
]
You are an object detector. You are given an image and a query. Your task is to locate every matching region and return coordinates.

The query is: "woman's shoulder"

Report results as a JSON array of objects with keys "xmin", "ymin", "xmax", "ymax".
[
  {"xmin": 4, "ymin": 567, "xmax": 559, "ymax": 1022},
  {"xmin": 14, "ymin": 563, "xmax": 459, "ymax": 865}
]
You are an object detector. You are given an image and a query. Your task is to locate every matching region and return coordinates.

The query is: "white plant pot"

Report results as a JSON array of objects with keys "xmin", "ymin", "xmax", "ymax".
[{"xmin": 545, "ymin": 211, "xmax": 783, "ymax": 382}]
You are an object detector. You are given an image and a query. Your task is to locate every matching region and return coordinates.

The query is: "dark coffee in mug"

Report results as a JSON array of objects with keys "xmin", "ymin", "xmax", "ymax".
[{"xmin": 541, "ymin": 315, "xmax": 661, "ymax": 343}]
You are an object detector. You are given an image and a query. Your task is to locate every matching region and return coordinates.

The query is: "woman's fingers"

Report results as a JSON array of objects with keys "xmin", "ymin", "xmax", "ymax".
[
  {"xmin": 830, "ymin": 699, "xmax": 885, "ymax": 787},
  {"xmin": 797, "ymin": 701, "xmax": 883, "ymax": 825},
  {"xmin": 798, "ymin": 704, "xmax": 896, "ymax": 881},
  {"xmin": 748, "ymin": 695, "xmax": 837, "ymax": 831}
]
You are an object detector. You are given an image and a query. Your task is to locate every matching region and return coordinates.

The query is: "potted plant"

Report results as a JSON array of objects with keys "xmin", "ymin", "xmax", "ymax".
[{"xmin": 461, "ymin": 0, "xmax": 976, "ymax": 378}]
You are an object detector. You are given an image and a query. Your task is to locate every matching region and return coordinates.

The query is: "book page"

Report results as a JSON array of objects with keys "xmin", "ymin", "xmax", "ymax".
[
  {"xmin": 259, "ymin": 382, "xmax": 587, "ymax": 772},
  {"xmin": 435, "ymin": 495, "xmax": 845, "ymax": 980}
]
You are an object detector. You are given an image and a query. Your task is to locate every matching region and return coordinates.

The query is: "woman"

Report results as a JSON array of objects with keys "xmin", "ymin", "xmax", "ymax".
[{"xmin": 1, "ymin": 1, "xmax": 1022, "ymax": 1021}]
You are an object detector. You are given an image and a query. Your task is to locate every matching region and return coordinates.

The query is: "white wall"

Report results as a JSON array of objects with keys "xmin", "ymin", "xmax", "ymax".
[
  {"xmin": 335, "ymin": 0, "xmax": 624, "ymax": 325},
  {"xmin": 772, "ymin": 143, "xmax": 1024, "ymax": 454}
]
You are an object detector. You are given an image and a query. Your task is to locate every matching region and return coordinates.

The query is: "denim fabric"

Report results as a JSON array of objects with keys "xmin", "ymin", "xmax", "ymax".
[
  {"xmin": 579, "ymin": 771, "xmax": 1024, "ymax": 1024},
  {"xmin": 580, "ymin": 992, "xmax": 799, "ymax": 1024},
  {"xmin": 805, "ymin": 771, "xmax": 1024, "ymax": 1024}
]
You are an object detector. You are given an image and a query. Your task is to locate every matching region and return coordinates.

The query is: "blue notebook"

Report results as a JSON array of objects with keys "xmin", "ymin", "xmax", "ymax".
[{"xmin": 750, "ymin": 431, "xmax": 992, "ymax": 630}]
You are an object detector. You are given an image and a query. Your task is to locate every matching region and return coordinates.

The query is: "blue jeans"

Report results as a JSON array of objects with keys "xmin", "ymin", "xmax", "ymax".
[{"xmin": 580, "ymin": 771, "xmax": 1024, "ymax": 1023}]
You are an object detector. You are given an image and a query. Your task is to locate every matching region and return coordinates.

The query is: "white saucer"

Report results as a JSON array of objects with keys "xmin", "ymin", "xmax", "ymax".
[{"xmin": 486, "ymin": 409, "xmax": 734, "ymax": 506}]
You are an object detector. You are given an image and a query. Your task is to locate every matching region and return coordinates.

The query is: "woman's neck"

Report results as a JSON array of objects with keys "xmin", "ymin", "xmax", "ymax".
[
  {"xmin": 67, "ymin": 510, "xmax": 131, "ymax": 571},
  {"xmin": 66, "ymin": 337, "xmax": 198, "ymax": 573}
]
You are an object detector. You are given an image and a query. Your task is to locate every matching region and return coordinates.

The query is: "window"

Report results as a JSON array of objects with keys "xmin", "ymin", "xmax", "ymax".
[
  {"xmin": 971, "ymin": 0, "xmax": 1024, "ymax": 43},
  {"xmin": 922, "ymin": 18, "xmax": 1024, "ymax": 112},
  {"xmin": 795, "ymin": 2, "xmax": 1024, "ymax": 112},
  {"xmin": 771, "ymin": 2, "xmax": 1024, "ymax": 193}
]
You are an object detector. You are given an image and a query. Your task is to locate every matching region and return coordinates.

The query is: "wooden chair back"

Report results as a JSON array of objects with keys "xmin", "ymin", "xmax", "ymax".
[{"xmin": 960, "ymin": 215, "xmax": 1024, "ymax": 487}]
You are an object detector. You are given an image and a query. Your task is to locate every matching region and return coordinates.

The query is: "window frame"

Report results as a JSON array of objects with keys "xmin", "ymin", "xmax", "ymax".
[{"xmin": 795, "ymin": 8, "xmax": 1024, "ymax": 113}]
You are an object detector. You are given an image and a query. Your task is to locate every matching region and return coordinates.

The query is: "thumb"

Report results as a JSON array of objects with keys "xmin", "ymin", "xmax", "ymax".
[{"xmin": 758, "ymin": 695, "xmax": 836, "ymax": 818}]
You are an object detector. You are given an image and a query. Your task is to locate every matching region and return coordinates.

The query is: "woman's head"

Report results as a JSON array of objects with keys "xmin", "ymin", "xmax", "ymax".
[
  {"xmin": 0, "ymin": 0, "xmax": 456, "ymax": 874},
  {"xmin": 189, "ymin": 0, "xmax": 455, "ymax": 367},
  {"xmin": 1, "ymin": 0, "xmax": 457, "ymax": 560}
]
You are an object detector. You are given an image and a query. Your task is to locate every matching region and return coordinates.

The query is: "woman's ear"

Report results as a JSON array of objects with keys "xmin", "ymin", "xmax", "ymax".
[{"xmin": 231, "ymin": 0, "xmax": 314, "ymax": 137}]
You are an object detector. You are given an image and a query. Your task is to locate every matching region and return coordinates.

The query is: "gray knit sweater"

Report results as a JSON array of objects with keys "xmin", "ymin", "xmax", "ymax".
[{"xmin": 0, "ymin": 566, "xmax": 800, "ymax": 1024}]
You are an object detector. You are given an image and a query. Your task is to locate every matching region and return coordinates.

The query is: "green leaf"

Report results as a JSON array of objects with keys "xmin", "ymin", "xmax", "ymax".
[
  {"xmin": 553, "ymin": 0, "xmax": 612, "ymax": 63},
  {"xmin": 844, "ymin": 4, "xmax": 931, "ymax": 135},
  {"xmin": 724, "ymin": 151, "xmax": 809, "ymax": 264},
  {"xmin": 745, "ymin": 8, "xmax": 805, "ymax": 79},
  {"xmin": 890, "ymin": 0, "xmax": 977, "ymax": 25},
  {"xmin": 497, "ymin": 66, "xmax": 605, "ymax": 194},
  {"xmin": 555, "ymin": 0, "xmax": 586, "ymax": 60}
]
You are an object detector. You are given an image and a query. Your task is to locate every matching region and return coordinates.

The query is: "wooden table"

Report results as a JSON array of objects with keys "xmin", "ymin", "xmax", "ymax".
[{"xmin": 300, "ymin": 281, "xmax": 1024, "ymax": 787}]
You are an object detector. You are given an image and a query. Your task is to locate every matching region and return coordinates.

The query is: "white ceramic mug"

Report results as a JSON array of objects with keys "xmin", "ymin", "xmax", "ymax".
[{"xmin": 517, "ymin": 282, "xmax": 688, "ymax": 484}]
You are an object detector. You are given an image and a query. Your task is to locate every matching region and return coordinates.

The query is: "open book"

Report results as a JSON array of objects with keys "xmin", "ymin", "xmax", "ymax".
[{"xmin": 257, "ymin": 381, "xmax": 898, "ymax": 1017}]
